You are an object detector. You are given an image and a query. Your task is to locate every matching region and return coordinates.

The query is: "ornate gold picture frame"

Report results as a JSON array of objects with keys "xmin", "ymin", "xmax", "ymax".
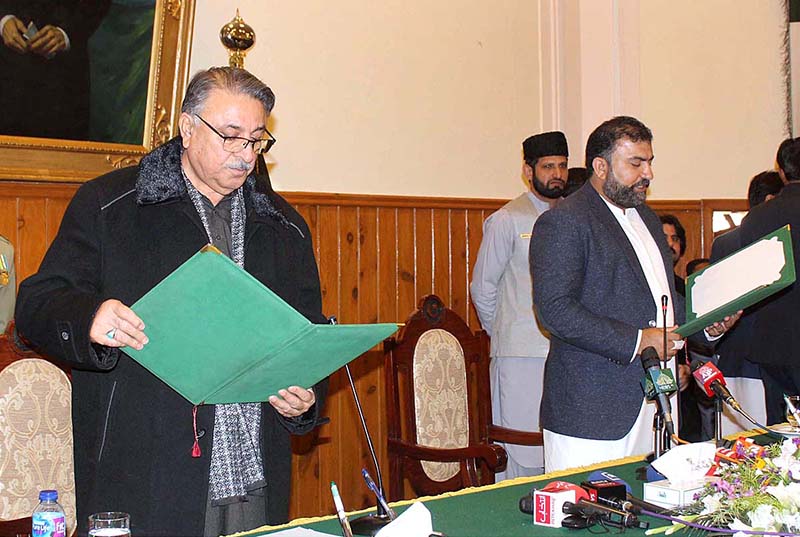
[{"xmin": 0, "ymin": 0, "xmax": 196, "ymax": 183}]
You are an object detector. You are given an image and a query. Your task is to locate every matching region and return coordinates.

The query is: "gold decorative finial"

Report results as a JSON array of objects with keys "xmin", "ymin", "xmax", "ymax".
[{"xmin": 220, "ymin": 9, "xmax": 255, "ymax": 68}]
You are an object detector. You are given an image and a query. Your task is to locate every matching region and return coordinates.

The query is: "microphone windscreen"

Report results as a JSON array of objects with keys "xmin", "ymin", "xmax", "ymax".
[
  {"xmin": 640, "ymin": 346, "xmax": 660, "ymax": 369},
  {"xmin": 691, "ymin": 361, "xmax": 725, "ymax": 398}
]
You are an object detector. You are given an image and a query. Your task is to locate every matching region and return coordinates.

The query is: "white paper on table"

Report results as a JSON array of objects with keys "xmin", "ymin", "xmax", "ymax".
[
  {"xmin": 375, "ymin": 502, "xmax": 433, "ymax": 537},
  {"xmin": 691, "ymin": 236, "xmax": 785, "ymax": 317},
  {"xmin": 264, "ymin": 528, "xmax": 340, "ymax": 536},
  {"xmin": 650, "ymin": 442, "xmax": 716, "ymax": 484}
]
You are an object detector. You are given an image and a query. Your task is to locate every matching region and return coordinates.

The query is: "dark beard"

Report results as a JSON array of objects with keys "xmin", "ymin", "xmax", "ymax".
[
  {"xmin": 603, "ymin": 171, "xmax": 649, "ymax": 208},
  {"xmin": 532, "ymin": 176, "xmax": 564, "ymax": 200}
]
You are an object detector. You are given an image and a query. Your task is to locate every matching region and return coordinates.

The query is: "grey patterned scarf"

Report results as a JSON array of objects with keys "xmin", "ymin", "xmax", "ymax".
[{"xmin": 182, "ymin": 169, "xmax": 266, "ymax": 503}]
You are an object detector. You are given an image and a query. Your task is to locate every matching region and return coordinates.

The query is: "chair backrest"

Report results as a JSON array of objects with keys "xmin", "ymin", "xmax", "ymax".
[
  {"xmin": 412, "ymin": 327, "xmax": 470, "ymax": 481},
  {"xmin": 385, "ymin": 295, "xmax": 495, "ymax": 498},
  {"xmin": 0, "ymin": 324, "xmax": 76, "ymax": 536}
]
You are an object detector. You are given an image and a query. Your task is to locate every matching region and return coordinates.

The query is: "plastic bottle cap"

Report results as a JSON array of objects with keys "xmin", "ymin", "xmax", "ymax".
[{"xmin": 39, "ymin": 490, "xmax": 58, "ymax": 501}]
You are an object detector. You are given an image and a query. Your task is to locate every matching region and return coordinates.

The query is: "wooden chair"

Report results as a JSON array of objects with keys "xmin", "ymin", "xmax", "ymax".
[
  {"xmin": 0, "ymin": 323, "xmax": 76, "ymax": 537},
  {"xmin": 384, "ymin": 295, "xmax": 543, "ymax": 500}
]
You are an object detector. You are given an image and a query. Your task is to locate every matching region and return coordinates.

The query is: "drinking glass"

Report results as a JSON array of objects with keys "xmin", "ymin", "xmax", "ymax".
[
  {"xmin": 88, "ymin": 512, "xmax": 130, "ymax": 536},
  {"xmin": 786, "ymin": 395, "xmax": 800, "ymax": 428}
]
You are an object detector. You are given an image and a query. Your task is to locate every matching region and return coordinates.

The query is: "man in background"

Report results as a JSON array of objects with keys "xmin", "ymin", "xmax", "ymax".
[
  {"xmin": 660, "ymin": 214, "xmax": 687, "ymax": 295},
  {"xmin": 565, "ymin": 167, "xmax": 588, "ymax": 197},
  {"xmin": 0, "ymin": 234, "xmax": 13, "ymax": 333},
  {"xmin": 715, "ymin": 168, "xmax": 787, "ymax": 427},
  {"xmin": 470, "ymin": 131, "xmax": 568, "ymax": 478}
]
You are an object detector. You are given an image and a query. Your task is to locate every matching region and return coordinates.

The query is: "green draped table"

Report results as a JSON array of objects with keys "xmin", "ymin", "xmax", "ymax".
[{"xmin": 237, "ymin": 454, "xmax": 675, "ymax": 537}]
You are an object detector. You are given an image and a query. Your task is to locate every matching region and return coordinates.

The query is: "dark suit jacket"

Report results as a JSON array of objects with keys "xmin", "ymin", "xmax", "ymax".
[
  {"xmin": 710, "ymin": 228, "xmax": 759, "ymax": 377},
  {"xmin": 738, "ymin": 182, "xmax": 800, "ymax": 367},
  {"xmin": 530, "ymin": 183, "xmax": 686, "ymax": 440}
]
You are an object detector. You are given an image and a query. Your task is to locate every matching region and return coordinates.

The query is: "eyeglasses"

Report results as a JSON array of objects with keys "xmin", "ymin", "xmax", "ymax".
[{"xmin": 194, "ymin": 114, "xmax": 276, "ymax": 154}]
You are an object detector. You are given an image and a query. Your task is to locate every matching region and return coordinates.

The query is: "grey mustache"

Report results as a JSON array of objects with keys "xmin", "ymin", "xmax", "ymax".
[{"xmin": 227, "ymin": 161, "xmax": 251, "ymax": 171}]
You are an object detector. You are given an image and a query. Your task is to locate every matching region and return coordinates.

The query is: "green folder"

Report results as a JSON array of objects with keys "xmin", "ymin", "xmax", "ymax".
[
  {"xmin": 676, "ymin": 225, "xmax": 795, "ymax": 337},
  {"xmin": 122, "ymin": 246, "xmax": 399, "ymax": 404}
]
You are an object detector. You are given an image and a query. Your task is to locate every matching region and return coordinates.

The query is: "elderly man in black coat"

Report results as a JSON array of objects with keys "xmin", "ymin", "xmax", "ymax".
[{"xmin": 16, "ymin": 67, "xmax": 328, "ymax": 537}]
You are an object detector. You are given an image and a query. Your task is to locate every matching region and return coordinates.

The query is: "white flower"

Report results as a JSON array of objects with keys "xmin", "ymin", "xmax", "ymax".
[
  {"xmin": 747, "ymin": 504, "xmax": 780, "ymax": 531},
  {"xmin": 772, "ymin": 439, "xmax": 800, "ymax": 474},
  {"xmin": 767, "ymin": 482, "xmax": 800, "ymax": 509},
  {"xmin": 729, "ymin": 518, "xmax": 752, "ymax": 534},
  {"xmin": 700, "ymin": 493, "xmax": 724, "ymax": 515},
  {"xmin": 780, "ymin": 511, "xmax": 800, "ymax": 532}
]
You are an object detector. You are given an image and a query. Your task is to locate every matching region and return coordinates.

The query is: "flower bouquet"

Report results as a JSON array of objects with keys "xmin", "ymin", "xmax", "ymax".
[{"xmin": 649, "ymin": 438, "xmax": 800, "ymax": 536}]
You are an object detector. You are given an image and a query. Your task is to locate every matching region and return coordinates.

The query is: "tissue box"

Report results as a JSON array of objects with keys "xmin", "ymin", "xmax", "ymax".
[
  {"xmin": 533, "ymin": 489, "xmax": 576, "ymax": 528},
  {"xmin": 642, "ymin": 479, "xmax": 706, "ymax": 509}
]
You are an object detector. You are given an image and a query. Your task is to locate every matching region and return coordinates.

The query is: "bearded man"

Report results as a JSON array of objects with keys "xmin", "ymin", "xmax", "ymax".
[
  {"xmin": 470, "ymin": 131, "xmax": 568, "ymax": 479},
  {"xmin": 529, "ymin": 117, "xmax": 737, "ymax": 472}
]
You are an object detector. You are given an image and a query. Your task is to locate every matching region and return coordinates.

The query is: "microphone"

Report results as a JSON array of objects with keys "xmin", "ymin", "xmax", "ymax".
[
  {"xmin": 519, "ymin": 488, "xmax": 536, "ymax": 515},
  {"xmin": 640, "ymin": 347, "xmax": 675, "ymax": 436},
  {"xmin": 583, "ymin": 472, "xmax": 668, "ymax": 515},
  {"xmin": 563, "ymin": 500, "xmax": 649, "ymax": 530},
  {"xmin": 331, "ymin": 316, "xmax": 392, "ymax": 535},
  {"xmin": 690, "ymin": 360, "xmax": 742, "ymax": 411}
]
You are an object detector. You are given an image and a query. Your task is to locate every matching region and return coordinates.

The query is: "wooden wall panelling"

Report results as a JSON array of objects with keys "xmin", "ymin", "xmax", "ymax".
[
  {"xmin": 356, "ymin": 206, "xmax": 387, "ymax": 507},
  {"xmin": 375, "ymin": 205, "xmax": 397, "ymax": 497},
  {"xmin": 313, "ymin": 204, "xmax": 341, "ymax": 518},
  {"xmin": 337, "ymin": 205, "xmax": 371, "ymax": 509},
  {"xmin": 0, "ymin": 183, "xmax": 78, "ymax": 285},
  {"xmin": 432, "ymin": 208, "xmax": 451, "ymax": 306},
  {"xmin": 449, "ymin": 209, "xmax": 469, "ymax": 322},
  {"xmin": 414, "ymin": 208, "xmax": 434, "ymax": 300},
  {"xmin": 396, "ymin": 208, "xmax": 417, "ymax": 321},
  {"xmin": 466, "ymin": 210, "xmax": 487, "ymax": 329}
]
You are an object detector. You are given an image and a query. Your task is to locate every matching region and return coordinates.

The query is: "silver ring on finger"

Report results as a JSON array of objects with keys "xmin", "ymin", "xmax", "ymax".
[{"xmin": 106, "ymin": 328, "xmax": 117, "ymax": 340}]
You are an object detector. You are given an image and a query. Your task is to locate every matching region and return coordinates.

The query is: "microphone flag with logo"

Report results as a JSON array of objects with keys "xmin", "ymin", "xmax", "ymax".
[{"xmin": 640, "ymin": 347, "xmax": 675, "ymax": 436}]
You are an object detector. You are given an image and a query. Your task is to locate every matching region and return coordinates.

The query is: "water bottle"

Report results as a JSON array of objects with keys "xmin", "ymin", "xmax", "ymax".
[{"xmin": 31, "ymin": 490, "xmax": 66, "ymax": 537}]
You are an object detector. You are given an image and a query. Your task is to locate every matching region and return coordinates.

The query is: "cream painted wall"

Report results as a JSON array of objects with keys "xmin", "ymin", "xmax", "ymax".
[
  {"xmin": 189, "ymin": 1, "xmax": 788, "ymax": 200},
  {"xmin": 191, "ymin": 1, "xmax": 543, "ymax": 198},
  {"xmin": 638, "ymin": 0, "xmax": 787, "ymax": 200}
]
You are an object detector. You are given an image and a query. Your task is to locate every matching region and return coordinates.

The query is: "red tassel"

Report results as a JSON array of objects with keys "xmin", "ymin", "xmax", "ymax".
[{"xmin": 191, "ymin": 405, "xmax": 201, "ymax": 458}]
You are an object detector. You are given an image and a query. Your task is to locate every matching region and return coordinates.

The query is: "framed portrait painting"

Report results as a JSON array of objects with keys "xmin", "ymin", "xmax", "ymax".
[{"xmin": 0, "ymin": 0, "xmax": 196, "ymax": 182}]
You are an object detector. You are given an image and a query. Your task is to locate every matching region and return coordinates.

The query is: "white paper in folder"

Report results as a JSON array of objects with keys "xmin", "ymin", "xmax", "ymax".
[{"xmin": 691, "ymin": 236, "xmax": 785, "ymax": 317}]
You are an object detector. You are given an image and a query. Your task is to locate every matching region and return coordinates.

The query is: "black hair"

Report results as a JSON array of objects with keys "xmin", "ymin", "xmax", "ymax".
[
  {"xmin": 686, "ymin": 258, "xmax": 710, "ymax": 276},
  {"xmin": 659, "ymin": 214, "xmax": 686, "ymax": 257},
  {"xmin": 584, "ymin": 116, "xmax": 653, "ymax": 171},
  {"xmin": 747, "ymin": 170, "xmax": 783, "ymax": 209}
]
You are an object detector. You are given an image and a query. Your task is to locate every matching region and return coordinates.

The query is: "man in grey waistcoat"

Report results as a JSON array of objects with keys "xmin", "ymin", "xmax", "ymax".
[
  {"xmin": 0, "ymin": 234, "xmax": 14, "ymax": 334},
  {"xmin": 470, "ymin": 131, "xmax": 568, "ymax": 479}
]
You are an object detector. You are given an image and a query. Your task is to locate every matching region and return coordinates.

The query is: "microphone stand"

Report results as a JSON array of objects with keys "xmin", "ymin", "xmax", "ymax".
[
  {"xmin": 660, "ymin": 296, "xmax": 671, "ymax": 451},
  {"xmin": 652, "ymin": 412, "xmax": 665, "ymax": 458},
  {"xmin": 713, "ymin": 397, "xmax": 724, "ymax": 446},
  {"xmin": 330, "ymin": 317, "xmax": 392, "ymax": 535}
]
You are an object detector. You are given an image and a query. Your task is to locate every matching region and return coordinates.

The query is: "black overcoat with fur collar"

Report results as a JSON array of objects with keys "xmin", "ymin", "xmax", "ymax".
[{"xmin": 16, "ymin": 137, "xmax": 329, "ymax": 536}]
